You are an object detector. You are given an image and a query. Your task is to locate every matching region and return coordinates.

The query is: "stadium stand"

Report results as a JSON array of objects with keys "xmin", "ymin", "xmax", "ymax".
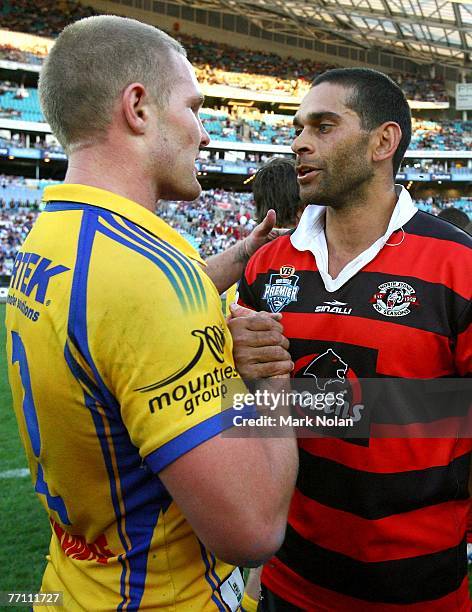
[
  {"xmin": 0, "ymin": 0, "xmax": 96, "ymax": 38},
  {"xmin": 0, "ymin": 82, "xmax": 42, "ymax": 121},
  {"xmin": 0, "ymin": 2, "xmax": 449, "ymax": 104},
  {"xmin": 410, "ymin": 119, "xmax": 472, "ymax": 151},
  {"xmin": 1, "ymin": 88, "xmax": 471, "ymax": 151},
  {"xmin": 0, "ymin": 176, "xmax": 469, "ymax": 273}
]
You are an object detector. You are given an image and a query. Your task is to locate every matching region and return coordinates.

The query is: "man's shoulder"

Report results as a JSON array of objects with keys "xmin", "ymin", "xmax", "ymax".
[
  {"xmin": 247, "ymin": 232, "xmax": 295, "ymax": 270},
  {"xmin": 405, "ymin": 210, "xmax": 472, "ymax": 250}
]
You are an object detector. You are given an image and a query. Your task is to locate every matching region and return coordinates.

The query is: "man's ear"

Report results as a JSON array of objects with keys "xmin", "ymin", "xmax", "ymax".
[
  {"xmin": 121, "ymin": 82, "xmax": 150, "ymax": 135},
  {"xmin": 371, "ymin": 121, "xmax": 402, "ymax": 165}
]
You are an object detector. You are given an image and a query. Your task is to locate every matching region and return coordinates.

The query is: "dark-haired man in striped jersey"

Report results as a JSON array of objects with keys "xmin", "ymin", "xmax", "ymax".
[{"xmin": 234, "ymin": 67, "xmax": 472, "ymax": 611}]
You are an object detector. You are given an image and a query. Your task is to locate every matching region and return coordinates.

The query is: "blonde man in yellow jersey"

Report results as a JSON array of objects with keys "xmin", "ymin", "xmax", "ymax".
[{"xmin": 5, "ymin": 16, "xmax": 297, "ymax": 611}]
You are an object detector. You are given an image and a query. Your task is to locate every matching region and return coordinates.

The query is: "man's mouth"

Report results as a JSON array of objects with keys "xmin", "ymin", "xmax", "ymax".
[{"xmin": 297, "ymin": 165, "xmax": 322, "ymax": 184}]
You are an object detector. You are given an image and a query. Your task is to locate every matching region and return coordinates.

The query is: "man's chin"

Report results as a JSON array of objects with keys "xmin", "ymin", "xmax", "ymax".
[
  {"xmin": 162, "ymin": 181, "xmax": 201, "ymax": 202},
  {"xmin": 300, "ymin": 187, "xmax": 325, "ymax": 207}
]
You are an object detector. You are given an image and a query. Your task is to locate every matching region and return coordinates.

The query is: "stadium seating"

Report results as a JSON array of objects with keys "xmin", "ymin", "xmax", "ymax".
[
  {"xmin": 0, "ymin": 1, "xmax": 449, "ymax": 103},
  {"xmin": 0, "ymin": 86, "xmax": 42, "ymax": 121},
  {"xmin": 0, "ymin": 177, "xmax": 469, "ymax": 273},
  {"xmin": 2, "ymin": 92, "xmax": 470, "ymax": 151}
]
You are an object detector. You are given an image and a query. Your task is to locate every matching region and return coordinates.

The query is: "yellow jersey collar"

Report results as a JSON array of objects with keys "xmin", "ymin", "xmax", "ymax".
[{"xmin": 43, "ymin": 184, "xmax": 204, "ymax": 265}]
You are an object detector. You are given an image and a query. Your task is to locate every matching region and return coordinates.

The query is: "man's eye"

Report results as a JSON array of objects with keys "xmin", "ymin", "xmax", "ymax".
[
  {"xmin": 294, "ymin": 128, "xmax": 303, "ymax": 136},
  {"xmin": 319, "ymin": 124, "xmax": 332, "ymax": 133}
]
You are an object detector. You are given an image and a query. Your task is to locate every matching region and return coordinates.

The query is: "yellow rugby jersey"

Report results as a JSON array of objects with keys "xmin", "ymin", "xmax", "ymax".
[{"xmin": 5, "ymin": 184, "xmax": 246, "ymax": 611}]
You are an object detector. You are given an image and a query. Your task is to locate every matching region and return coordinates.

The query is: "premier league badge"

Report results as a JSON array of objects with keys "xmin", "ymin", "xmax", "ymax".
[{"xmin": 262, "ymin": 265, "xmax": 300, "ymax": 313}]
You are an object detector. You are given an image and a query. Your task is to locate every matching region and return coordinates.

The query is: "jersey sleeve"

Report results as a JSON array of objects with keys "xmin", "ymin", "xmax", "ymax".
[
  {"xmin": 237, "ymin": 257, "xmax": 260, "ymax": 310},
  {"xmin": 83, "ymin": 248, "xmax": 247, "ymax": 474}
]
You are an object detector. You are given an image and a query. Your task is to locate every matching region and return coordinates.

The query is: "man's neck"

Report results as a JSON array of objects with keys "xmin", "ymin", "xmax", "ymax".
[
  {"xmin": 64, "ymin": 145, "xmax": 157, "ymax": 212},
  {"xmin": 325, "ymin": 183, "xmax": 398, "ymax": 279}
]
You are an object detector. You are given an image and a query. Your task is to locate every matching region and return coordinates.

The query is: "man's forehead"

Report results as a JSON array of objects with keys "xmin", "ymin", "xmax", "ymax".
[
  {"xmin": 172, "ymin": 54, "xmax": 202, "ymax": 94},
  {"xmin": 297, "ymin": 82, "xmax": 354, "ymax": 119}
]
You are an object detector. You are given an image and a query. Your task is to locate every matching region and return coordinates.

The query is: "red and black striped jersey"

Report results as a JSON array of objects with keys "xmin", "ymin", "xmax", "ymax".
[{"xmin": 239, "ymin": 208, "xmax": 472, "ymax": 610}]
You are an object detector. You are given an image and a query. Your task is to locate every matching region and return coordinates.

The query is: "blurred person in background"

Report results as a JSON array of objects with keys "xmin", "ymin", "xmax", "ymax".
[
  {"xmin": 437, "ymin": 206, "xmax": 471, "ymax": 232},
  {"xmin": 252, "ymin": 157, "xmax": 304, "ymax": 229},
  {"xmin": 225, "ymin": 158, "xmax": 303, "ymax": 320}
]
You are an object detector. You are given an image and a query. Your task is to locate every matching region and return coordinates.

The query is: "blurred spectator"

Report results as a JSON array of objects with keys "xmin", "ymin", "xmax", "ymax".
[
  {"xmin": 251, "ymin": 157, "xmax": 302, "ymax": 226},
  {"xmin": 437, "ymin": 207, "xmax": 470, "ymax": 230}
]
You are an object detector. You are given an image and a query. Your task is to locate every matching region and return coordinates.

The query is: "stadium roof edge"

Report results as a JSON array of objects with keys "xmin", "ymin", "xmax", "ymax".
[{"xmin": 89, "ymin": 0, "xmax": 472, "ymax": 70}]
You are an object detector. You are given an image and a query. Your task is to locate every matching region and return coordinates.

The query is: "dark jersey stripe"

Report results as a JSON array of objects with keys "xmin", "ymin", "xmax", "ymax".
[
  {"xmin": 262, "ymin": 557, "xmax": 471, "ymax": 611},
  {"xmin": 242, "ymin": 268, "xmax": 469, "ymax": 337},
  {"xmin": 289, "ymin": 488, "xmax": 469, "ymax": 562},
  {"xmin": 296, "ymin": 448, "xmax": 470, "ymax": 520},
  {"xmin": 276, "ymin": 523, "xmax": 467, "ymax": 604},
  {"xmin": 299, "ymin": 437, "xmax": 472, "ymax": 473},
  {"xmin": 284, "ymin": 319, "xmax": 454, "ymax": 378},
  {"xmin": 405, "ymin": 211, "xmax": 472, "ymax": 249}
]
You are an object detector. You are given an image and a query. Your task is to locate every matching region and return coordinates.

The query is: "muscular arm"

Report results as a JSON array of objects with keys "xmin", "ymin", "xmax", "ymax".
[
  {"xmin": 160, "ymin": 430, "xmax": 298, "ymax": 567},
  {"xmin": 204, "ymin": 239, "xmax": 250, "ymax": 294},
  {"xmin": 160, "ymin": 309, "xmax": 296, "ymax": 567}
]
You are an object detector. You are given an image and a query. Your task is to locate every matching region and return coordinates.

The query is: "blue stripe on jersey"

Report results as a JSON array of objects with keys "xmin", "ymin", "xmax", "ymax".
[
  {"xmin": 84, "ymin": 392, "xmax": 168, "ymax": 612},
  {"xmin": 208, "ymin": 551, "xmax": 223, "ymax": 601},
  {"xmin": 64, "ymin": 341, "xmax": 107, "ymax": 407},
  {"xmin": 68, "ymin": 210, "xmax": 168, "ymax": 609},
  {"xmin": 44, "ymin": 202, "xmax": 193, "ymax": 312},
  {"xmin": 68, "ymin": 211, "xmax": 119, "ymax": 414},
  {"xmin": 145, "ymin": 407, "xmax": 254, "ymax": 474},
  {"xmin": 120, "ymin": 217, "xmax": 207, "ymax": 311},
  {"xmin": 83, "ymin": 391, "xmax": 130, "ymax": 608},
  {"xmin": 98, "ymin": 213, "xmax": 199, "ymax": 312},
  {"xmin": 198, "ymin": 541, "xmax": 226, "ymax": 612},
  {"xmin": 95, "ymin": 217, "xmax": 192, "ymax": 314},
  {"xmin": 44, "ymin": 202, "xmax": 112, "ymax": 213}
]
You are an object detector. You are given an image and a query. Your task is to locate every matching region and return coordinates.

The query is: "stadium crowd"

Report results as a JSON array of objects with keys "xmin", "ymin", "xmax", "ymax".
[
  {"xmin": 0, "ymin": 0, "xmax": 95, "ymax": 39},
  {"xmin": 0, "ymin": 176, "xmax": 470, "ymax": 274},
  {"xmin": 0, "ymin": 1, "xmax": 449, "ymax": 103},
  {"xmin": 1, "ymin": 89, "xmax": 471, "ymax": 151}
]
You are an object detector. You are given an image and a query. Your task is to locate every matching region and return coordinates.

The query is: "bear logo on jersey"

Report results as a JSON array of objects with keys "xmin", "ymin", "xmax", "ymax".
[
  {"xmin": 370, "ymin": 281, "xmax": 419, "ymax": 317},
  {"xmin": 302, "ymin": 349, "xmax": 348, "ymax": 391}
]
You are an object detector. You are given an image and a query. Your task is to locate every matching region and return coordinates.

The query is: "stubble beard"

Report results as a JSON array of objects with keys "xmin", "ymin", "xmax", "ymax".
[{"xmin": 300, "ymin": 136, "xmax": 374, "ymax": 210}]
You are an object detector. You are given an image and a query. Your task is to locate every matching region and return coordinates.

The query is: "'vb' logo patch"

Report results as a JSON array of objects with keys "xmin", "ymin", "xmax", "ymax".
[{"xmin": 262, "ymin": 266, "xmax": 299, "ymax": 313}]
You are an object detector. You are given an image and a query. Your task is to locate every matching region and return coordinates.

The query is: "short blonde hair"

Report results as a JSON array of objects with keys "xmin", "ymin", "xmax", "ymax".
[{"xmin": 39, "ymin": 15, "xmax": 186, "ymax": 152}]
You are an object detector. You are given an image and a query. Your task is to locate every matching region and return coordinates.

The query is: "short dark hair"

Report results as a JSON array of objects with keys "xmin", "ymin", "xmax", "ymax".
[
  {"xmin": 312, "ymin": 68, "xmax": 411, "ymax": 177},
  {"xmin": 437, "ymin": 207, "xmax": 470, "ymax": 230},
  {"xmin": 252, "ymin": 157, "xmax": 301, "ymax": 227}
]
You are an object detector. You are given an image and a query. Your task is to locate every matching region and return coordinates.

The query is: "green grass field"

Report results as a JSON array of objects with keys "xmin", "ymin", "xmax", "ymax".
[
  {"xmin": 0, "ymin": 300, "xmax": 470, "ymax": 610},
  {"xmin": 0, "ymin": 303, "xmax": 51, "ymax": 610}
]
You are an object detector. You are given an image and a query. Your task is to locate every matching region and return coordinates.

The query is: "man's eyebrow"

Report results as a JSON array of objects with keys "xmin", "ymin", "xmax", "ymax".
[{"xmin": 293, "ymin": 111, "xmax": 341, "ymax": 126}]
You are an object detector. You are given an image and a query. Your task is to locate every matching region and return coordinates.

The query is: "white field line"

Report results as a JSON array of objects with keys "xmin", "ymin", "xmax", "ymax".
[{"xmin": 0, "ymin": 468, "xmax": 30, "ymax": 479}]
